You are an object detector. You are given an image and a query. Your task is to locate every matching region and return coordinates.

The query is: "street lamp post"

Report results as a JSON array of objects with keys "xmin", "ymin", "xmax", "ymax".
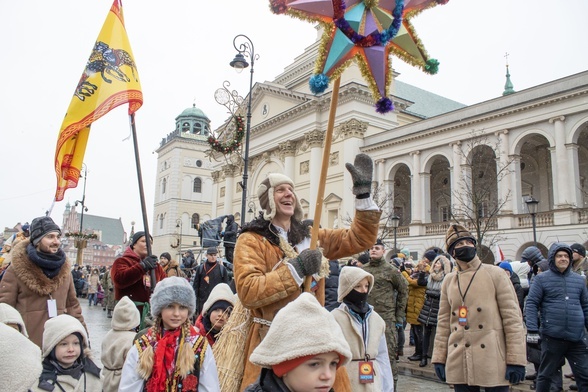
[
  {"xmin": 391, "ymin": 215, "xmax": 400, "ymax": 253},
  {"xmin": 230, "ymin": 34, "xmax": 258, "ymax": 227},
  {"xmin": 176, "ymin": 219, "xmax": 183, "ymax": 263},
  {"xmin": 525, "ymin": 197, "xmax": 539, "ymax": 246},
  {"xmin": 74, "ymin": 164, "xmax": 89, "ymax": 266}
]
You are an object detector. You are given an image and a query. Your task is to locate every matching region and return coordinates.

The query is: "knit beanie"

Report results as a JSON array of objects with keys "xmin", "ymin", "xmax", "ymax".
[
  {"xmin": 520, "ymin": 246, "xmax": 545, "ymax": 266},
  {"xmin": 111, "ymin": 296, "xmax": 140, "ymax": 331},
  {"xmin": 159, "ymin": 252, "xmax": 172, "ymax": 261},
  {"xmin": 571, "ymin": 243, "xmax": 587, "ymax": 258},
  {"xmin": 445, "ymin": 224, "xmax": 477, "ymax": 254},
  {"xmin": 130, "ymin": 231, "xmax": 152, "ymax": 248},
  {"xmin": 42, "ymin": 314, "xmax": 88, "ymax": 358},
  {"xmin": 201, "ymin": 283, "xmax": 235, "ymax": 316},
  {"xmin": 498, "ymin": 262, "xmax": 513, "ymax": 274},
  {"xmin": 337, "ymin": 266, "xmax": 374, "ymax": 302},
  {"xmin": 423, "ymin": 249, "xmax": 438, "ymax": 263},
  {"xmin": 150, "ymin": 276, "xmax": 196, "ymax": 318},
  {"xmin": 249, "ymin": 293, "xmax": 351, "ymax": 369},
  {"xmin": 0, "ymin": 323, "xmax": 42, "ymax": 392},
  {"xmin": 257, "ymin": 173, "xmax": 303, "ymax": 222},
  {"xmin": 30, "ymin": 216, "xmax": 61, "ymax": 246},
  {"xmin": 0, "ymin": 303, "xmax": 28, "ymax": 337}
]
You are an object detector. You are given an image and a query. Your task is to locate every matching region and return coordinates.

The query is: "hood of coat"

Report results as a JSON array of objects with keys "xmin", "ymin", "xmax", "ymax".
[
  {"xmin": 547, "ymin": 242, "xmax": 573, "ymax": 274},
  {"xmin": 42, "ymin": 314, "xmax": 89, "ymax": 359},
  {"xmin": 9, "ymin": 239, "xmax": 71, "ymax": 296},
  {"xmin": 0, "ymin": 323, "xmax": 42, "ymax": 392},
  {"xmin": 0, "ymin": 303, "xmax": 28, "ymax": 337},
  {"xmin": 163, "ymin": 257, "xmax": 180, "ymax": 271},
  {"xmin": 240, "ymin": 216, "xmax": 308, "ymax": 248},
  {"xmin": 111, "ymin": 296, "xmax": 140, "ymax": 331}
]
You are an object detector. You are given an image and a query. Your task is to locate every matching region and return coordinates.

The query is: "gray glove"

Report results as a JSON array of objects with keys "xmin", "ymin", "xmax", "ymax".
[
  {"xmin": 292, "ymin": 249, "xmax": 322, "ymax": 277},
  {"xmin": 140, "ymin": 255, "xmax": 158, "ymax": 271},
  {"xmin": 345, "ymin": 153, "xmax": 373, "ymax": 197},
  {"xmin": 527, "ymin": 333, "xmax": 540, "ymax": 345}
]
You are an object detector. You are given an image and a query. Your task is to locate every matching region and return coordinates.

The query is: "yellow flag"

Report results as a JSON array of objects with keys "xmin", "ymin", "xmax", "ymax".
[{"xmin": 54, "ymin": 0, "xmax": 142, "ymax": 201}]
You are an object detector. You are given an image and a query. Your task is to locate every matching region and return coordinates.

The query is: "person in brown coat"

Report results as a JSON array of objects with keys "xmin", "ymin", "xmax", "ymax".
[
  {"xmin": 0, "ymin": 216, "xmax": 86, "ymax": 347},
  {"xmin": 232, "ymin": 154, "xmax": 381, "ymax": 390},
  {"xmin": 431, "ymin": 224, "xmax": 526, "ymax": 391}
]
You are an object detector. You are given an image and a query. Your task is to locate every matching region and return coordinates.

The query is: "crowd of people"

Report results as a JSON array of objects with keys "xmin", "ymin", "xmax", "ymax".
[{"xmin": 0, "ymin": 153, "xmax": 587, "ymax": 392}]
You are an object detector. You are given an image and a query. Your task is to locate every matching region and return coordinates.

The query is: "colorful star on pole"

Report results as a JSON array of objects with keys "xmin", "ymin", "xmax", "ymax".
[{"xmin": 270, "ymin": 0, "xmax": 448, "ymax": 113}]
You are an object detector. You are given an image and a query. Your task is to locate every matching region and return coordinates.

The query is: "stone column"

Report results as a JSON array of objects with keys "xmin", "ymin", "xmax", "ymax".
[
  {"xmin": 567, "ymin": 143, "xmax": 581, "ymax": 207},
  {"xmin": 222, "ymin": 165, "xmax": 238, "ymax": 216},
  {"xmin": 422, "ymin": 172, "xmax": 432, "ymax": 223},
  {"xmin": 278, "ymin": 140, "xmax": 297, "ymax": 181},
  {"xmin": 340, "ymin": 119, "xmax": 368, "ymax": 219},
  {"xmin": 495, "ymin": 130, "xmax": 513, "ymax": 214},
  {"xmin": 550, "ymin": 116, "xmax": 568, "ymax": 208},
  {"xmin": 375, "ymin": 159, "xmax": 386, "ymax": 207},
  {"xmin": 305, "ymin": 129, "xmax": 325, "ymax": 217},
  {"xmin": 410, "ymin": 151, "xmax": 422, "ymax": 224},
  {"xmin": 450, "ymin": 142, "xmax": 462, "ymax": 219},
  {"xmin": 510, "ymin": 155, "xmax": 522, "ymax": 214}
]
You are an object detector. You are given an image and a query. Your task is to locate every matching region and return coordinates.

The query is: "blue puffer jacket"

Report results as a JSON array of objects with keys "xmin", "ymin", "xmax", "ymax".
[{"xmin": 525, "ymin": 243, "xmax": 588, "ymax": 341}]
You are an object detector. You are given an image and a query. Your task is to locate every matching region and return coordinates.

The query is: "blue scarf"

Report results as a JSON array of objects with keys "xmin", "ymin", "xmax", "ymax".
[{"xmin": 27, "ymin": 243, "xmax": 66, "ymax": 279}]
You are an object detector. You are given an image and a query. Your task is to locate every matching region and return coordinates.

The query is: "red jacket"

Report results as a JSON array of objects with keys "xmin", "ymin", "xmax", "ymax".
[{"xmin": 111, "ymin": 247, "xmax": 165, "ymax": 303}]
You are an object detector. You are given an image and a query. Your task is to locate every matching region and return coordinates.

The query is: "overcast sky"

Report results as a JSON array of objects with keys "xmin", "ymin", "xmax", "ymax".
[{"xmin": 1, "ymin": 0, "xmax": 587, "ymax": 234}]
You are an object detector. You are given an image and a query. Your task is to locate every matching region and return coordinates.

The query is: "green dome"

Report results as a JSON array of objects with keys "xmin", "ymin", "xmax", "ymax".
[{"xmin": 176, "ymin": 104, "xmax": 209, "ymax": 121}]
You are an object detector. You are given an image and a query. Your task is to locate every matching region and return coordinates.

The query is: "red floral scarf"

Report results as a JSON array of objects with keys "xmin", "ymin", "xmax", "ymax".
[{"xmin": 146, "ymin": 328, "xmax": 181, "ymax": 392}]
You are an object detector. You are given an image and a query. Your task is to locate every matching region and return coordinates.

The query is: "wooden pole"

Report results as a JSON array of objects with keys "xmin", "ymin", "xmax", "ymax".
[
  {"xmin": 129, "ymin": 113, "xmax": 156, "ymax": 292},
  {"xmin": 304, "ymin": 77, "xmax": 341, "ymax": 292}
]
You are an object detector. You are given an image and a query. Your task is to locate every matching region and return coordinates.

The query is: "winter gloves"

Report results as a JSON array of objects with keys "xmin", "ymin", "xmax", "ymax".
[
  {"xmin": 526, "ymin": 332, "xmax": 540, "ymax": 345},
  {"xmin": 505, "ymin": 365, "xmax": 526, "ymax": 384},
  {"xmin": 345, "ymin": 153, "xmax": 373, "ymax": 198},
  {"xmin": 292, "ymin": 249, "xmax": 322, "ymax": 277},
  {"xmin": 140, "ymin": 255, "xmax": 159, "ymax": 271},
  {"xmin": 434, "ymin": 364, "xmax": 446, "ymax": 382}
]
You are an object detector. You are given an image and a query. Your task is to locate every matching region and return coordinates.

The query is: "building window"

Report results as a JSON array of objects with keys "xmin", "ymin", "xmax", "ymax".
[
  {"xmin": 162, "ymin": 178, "xmax": 167, "ymax": 194},
  {"xmin": 191, "ymin": 213, "xmax": 200, "ymax": 229},
  {"xmin": 159, "ymin": 214, "xmax": 164, "ymax": 229},
  {"xmin": 193, "ymin": 177, "xmax": 202, "ymax": 193},
  {"xmin": 193, "ymin": 123, "xmax": 202, "ymax": 135},
  {"xmin": 182, "ymin": 122, "xmax": 190, "ymax": 132},
  {"xmin": 196, "ymin": 159, "xmax": 202, "ymax": 167},
  {"xmin": 441, "ymin": 206, "xmax": 450, "ymax": 222}
]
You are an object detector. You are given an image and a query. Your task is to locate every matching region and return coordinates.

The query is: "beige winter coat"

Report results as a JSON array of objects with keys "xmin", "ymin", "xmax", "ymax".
[
  {"xmin": 0, "ymin": 239, "xmax": 85, "ymax": 347},
  {"xmin": 431, "ymin": 256, "xmax": 526, "ymax": 387}
]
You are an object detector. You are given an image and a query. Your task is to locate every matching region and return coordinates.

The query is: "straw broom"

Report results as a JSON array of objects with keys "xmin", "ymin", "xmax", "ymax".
[{"xmin": 212, "ymin": 297, "xmax": 252, "ymax": 392}]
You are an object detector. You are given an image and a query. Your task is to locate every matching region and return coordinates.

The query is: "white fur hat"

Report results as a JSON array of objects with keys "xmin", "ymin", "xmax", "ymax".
[
  {"xmin": 201, "ymin": 283, "xmax": 235, "ymax": 316},
  {"xmin": 150, "ymin": 276, "xmax": 196, "ymax": 318},
  {"xmin": 0, "ymin": 323, "xmax": 42, "ymax": 392},
  {"xmin": 257, "ymin": 173, "xmax": 303, "ymax": 221},
  {"xmin": 249, "ymin": 293, "xmax": 351, "ymax": 368},
  {"xmin": 337, "ymin": 266, "xmax": 374, "ymax": 303},
  {"xmin": 42, "ymin": 314, "xmax": 88, "ymax": 358},
  {"xmin": 0, "ymin": 303, "xmax": 28, "ymax": 337}
]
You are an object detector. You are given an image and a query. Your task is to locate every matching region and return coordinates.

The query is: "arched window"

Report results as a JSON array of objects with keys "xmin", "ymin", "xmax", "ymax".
[
  {"xmin": 182, "ymin": 122, "xmax": 190, "ymax": 132},
  {"xmin": 191, "ymin": 213, "xmax": 200, "ymax": 229},
  {"xmin": 193, "ymin": 177, "xmax": 202, "ymax": 193},
  {"xmin": 162, "ymin": 178, "xmax": 167, "ymax": 194},
  {"xmin": 193, "ymin": 123, "xmax": 202, "ymax": 135}
]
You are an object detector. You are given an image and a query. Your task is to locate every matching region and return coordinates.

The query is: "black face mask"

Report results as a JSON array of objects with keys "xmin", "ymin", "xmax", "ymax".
[
  {"xmin": 343, "ymin": 289, "xmax": 370, "ymax": 315},
  {"xmin": 454, "ymin": 246, "xmax": 477, "ymax": 262}
]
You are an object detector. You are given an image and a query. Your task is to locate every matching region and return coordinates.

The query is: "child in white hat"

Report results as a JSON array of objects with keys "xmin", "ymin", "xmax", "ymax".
[
  {"xmin": 119, "ymin": 276, "xmax": 220, "ymax": 392},
  {"xmin": 31, "ymin": 314, "xmax": 102, "ymax": 392},
  {"xmin": 332, "ymin": 266, "xmax": 394, "ymax": 391},
  {"xmin": 244, "ymin": 292, "xmax": 352, "ymax": 391},
  {"xmin": 194, "ymin": 283, "xmax": 235, "ymax": 346}
]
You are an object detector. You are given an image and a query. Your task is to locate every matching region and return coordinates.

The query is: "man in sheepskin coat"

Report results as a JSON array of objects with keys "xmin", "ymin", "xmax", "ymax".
[
  {"xmin": 0, "ymin": 216, "xmax": 86, "ymax": 347},
  {"xmin": 432, "ymin": 224, "xmax": 526, "ymax": 391}
]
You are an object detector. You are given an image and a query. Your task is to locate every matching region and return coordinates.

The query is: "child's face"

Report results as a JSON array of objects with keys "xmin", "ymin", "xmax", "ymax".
[
  {"xmin": 54, "ymin": 334, "xmax": 81, "ymax": 368},
  {"xmin": 209, "ymin": 307, "xmax": 232, "ymax": 331},
  {"xmin": 282, "ymin": 352, "xmax": 339, "ymax": 392},
  {"xmin": 161, "ymin": 303, "xmax": 189, "ymax": 330},
  {"xmin": 353, "ymin": 277, "xmax": 370, "ymax": 293}
]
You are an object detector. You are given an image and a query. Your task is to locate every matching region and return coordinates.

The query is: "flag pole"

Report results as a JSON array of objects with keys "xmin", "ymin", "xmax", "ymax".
[
  {"xmin": 304, "ymin": 77, "xmax": 341, "ymax": 294},
  {"xmin": 129, "ymin": 113, "xmax": 156, "ymax": 292}
]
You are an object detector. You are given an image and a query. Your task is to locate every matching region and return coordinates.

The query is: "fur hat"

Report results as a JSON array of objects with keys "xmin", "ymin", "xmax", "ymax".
[
  {"xmin": 0, "ymin": 323, "xmax": 42, "ymax": 392},
  {"xmin": 111, "ymin": 296, "xmax": 140, "ymax": 331},
  {"xmin": 150, "ymin": 276, "xmax": 196, "ymax": 318},
  {"xmin": 249, "ymin": 293, "xmax": 351, "ymax": 369},
  {"xmin": 337, "ymin": 266, "xmax": 374, "ymax": 302},
  {"xmin": 42, "ymin": 314, "xmax": 89, "ymax": 358},
  {"xmin": 201, "ymin": 283, "xmax": 235, "ymax": 315},
  {"xmin": 0, "ymin": 303, "xmax": 28, "ymax": 337},
  {"xmin": 30, "ymin": 216, "xmax": 61, "ymax": 246},
  {"xmin": 257, "ymin": 173, "xmax": 303, "ymax": 222},
  {"xmin": 571, "ymin": 243, "xmax": 587, "ymax": 258},
  {"xmin": 445, "ymin": 224, "xmax": 477, "ymax": 254}
]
